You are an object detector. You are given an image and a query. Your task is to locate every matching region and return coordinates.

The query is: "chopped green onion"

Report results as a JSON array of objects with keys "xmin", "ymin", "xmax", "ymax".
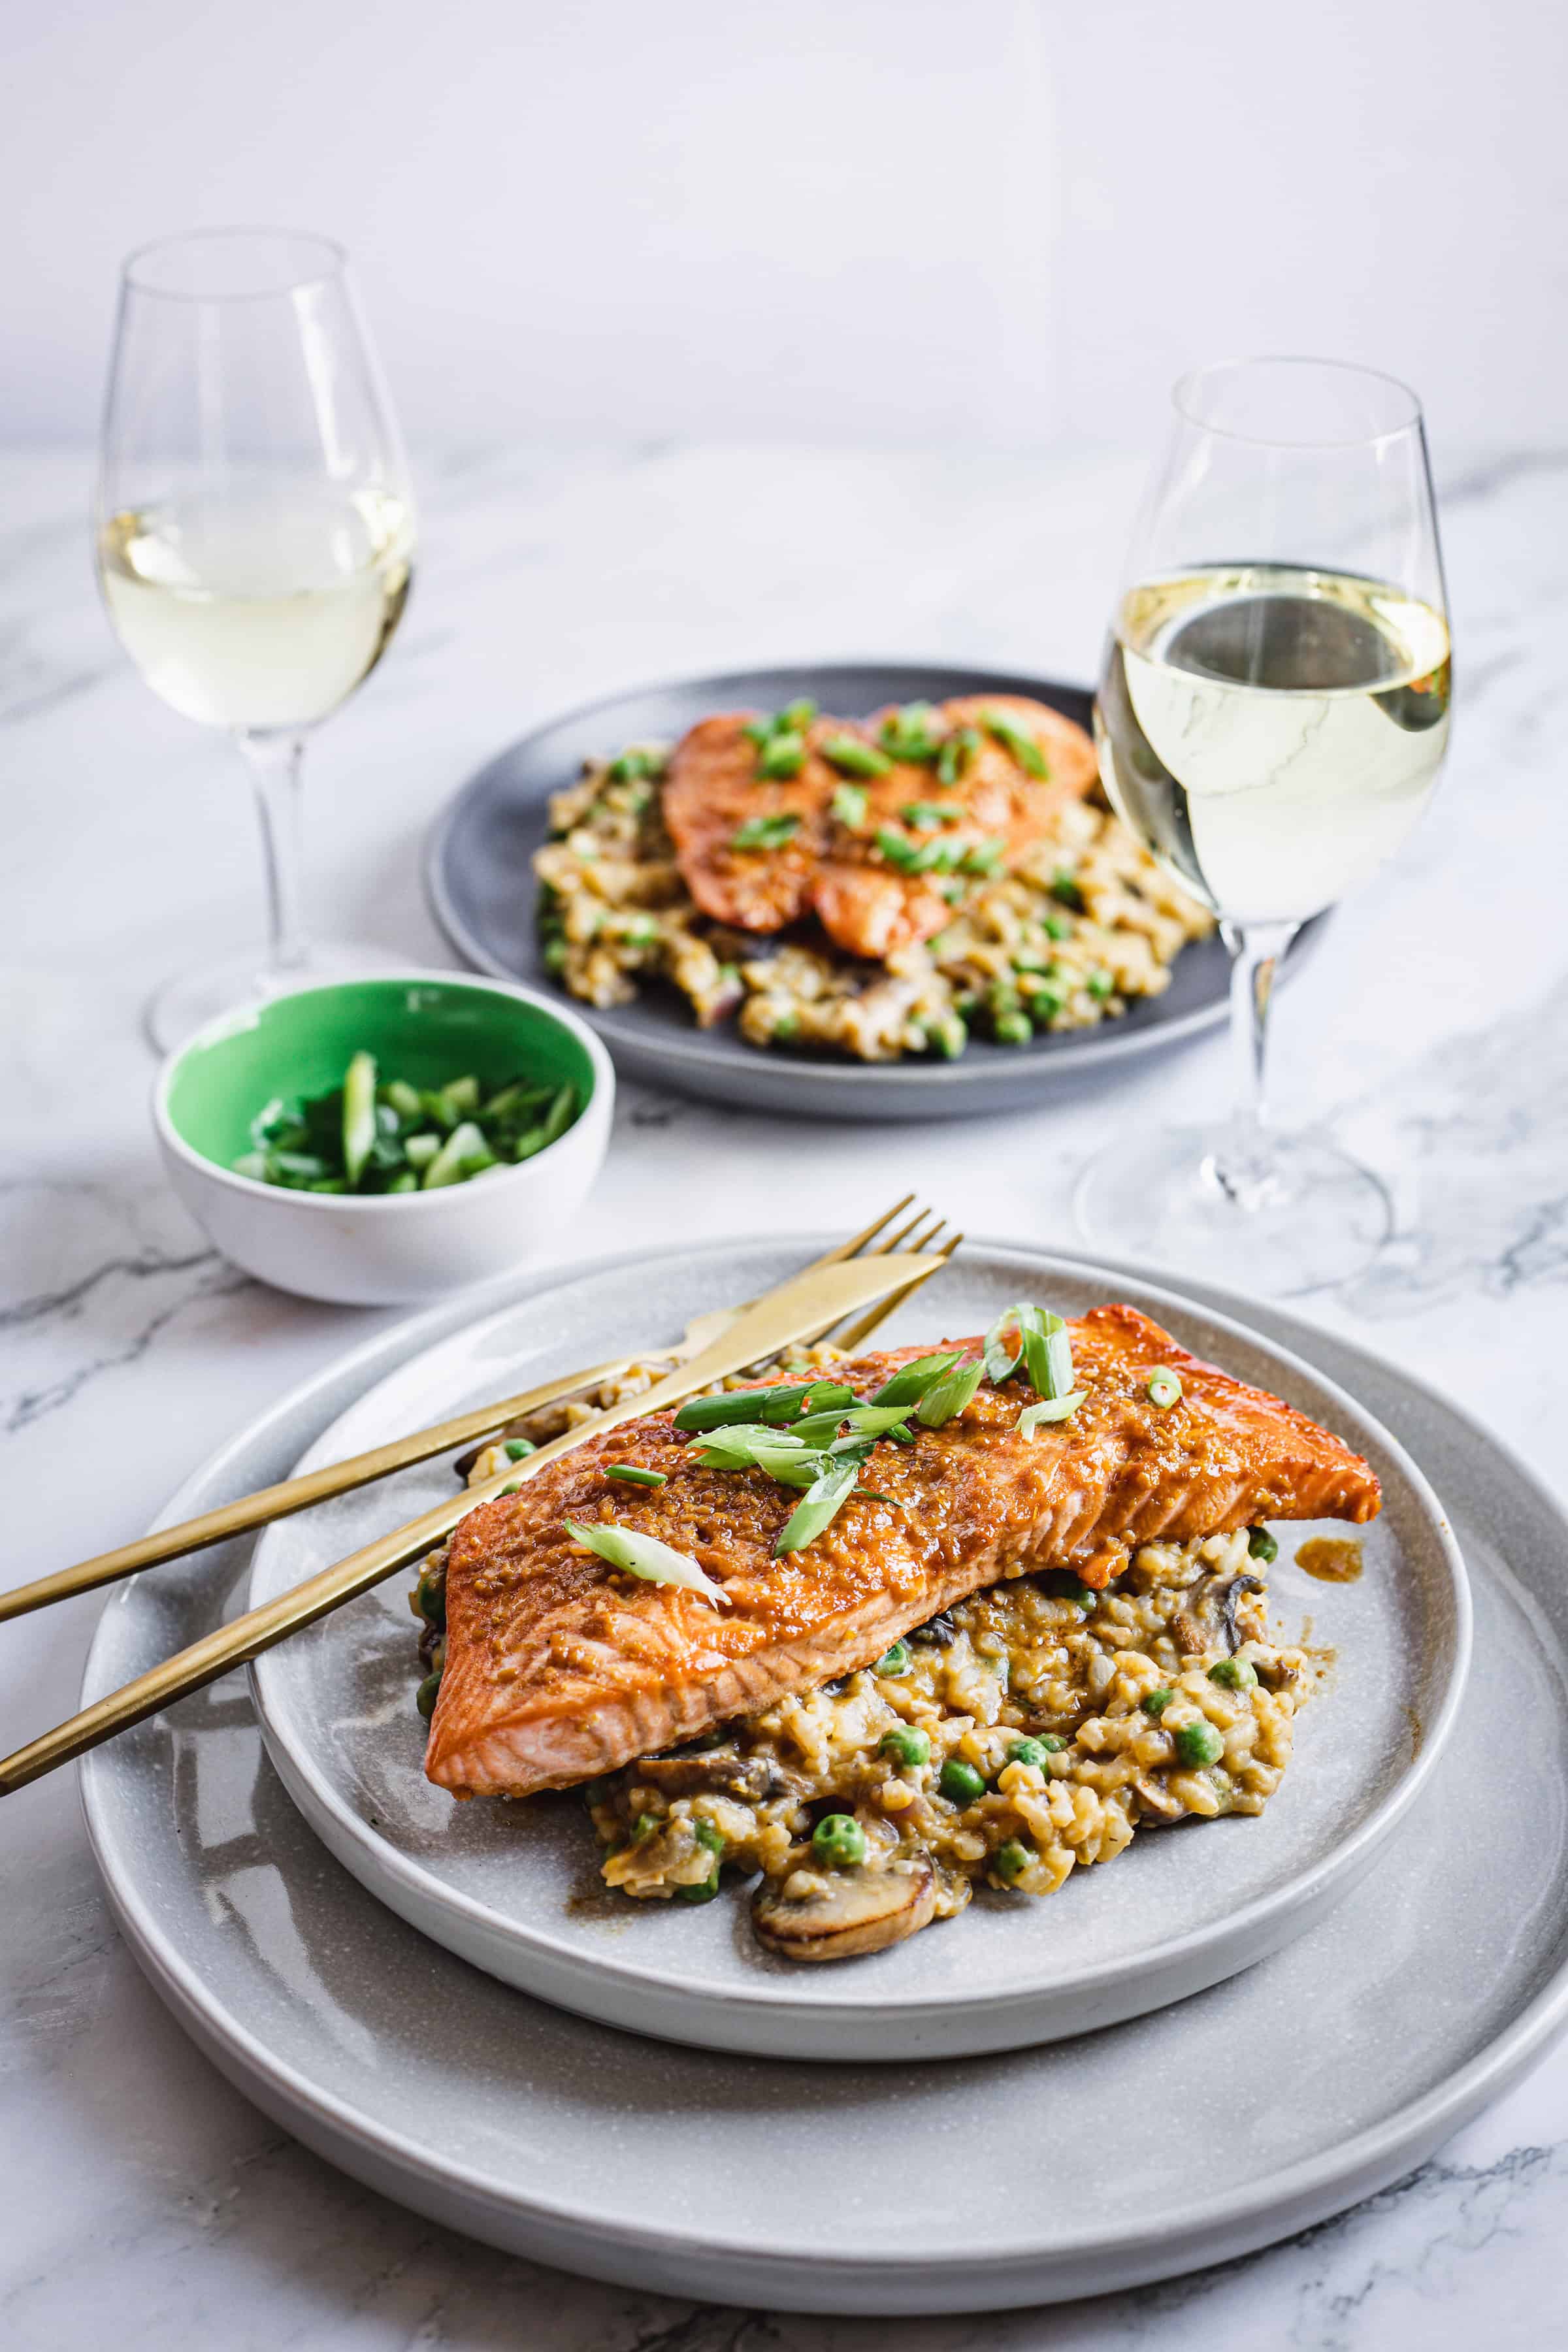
[
  {"xmin": 756, "ymin": 733, "xmax": 807, "ymax": 780},
  {"xmin": 1018, "ymin": 1391, "xmax": 1086, "ymax": 1433},
  {"xmin": 983, "ymin": 1309, "xmax": 1025, "ymax": 1385},
  {"xmin": 915, "ymin": 1358, "xmax": 984, "ymax": 1428},
  {"xmin": 802, "ymin": 1380, "xmax": 857, "ymax": 1415},
  {"xmin": 774, "ymin": 1454, "xmax": 864, "ymax": 1556},
  {"xmin": 821, "ymin": 734, "xmax": 892, "ymax": 779},
  {"xmin": 1147, "ymin": 1368, "xmax": 1183, "ymax": 1409},
  {"xmin": 959, "ymin": 837, "xmax": 1006, "ymax": 877},
  {"xmin": 936, "ymin": 726, "xmax": 980, "ymax": 787},
  {"xmin": 732, "ymin": 811, "xmax": 801, "ymax": 850},
  {"xmin": 791, "ymin": 1401, "xmax": 913, "ymax": 1448},
  {"xmin": 981, "ymin": 710, "xmax": 1049, "ymax": 777},
  {"xmin": 608, "ymin": 747, "xmax": 664, "ymax": 783},
  {"xmin": 564, "ymin": 1518, "xmax": 728, "ymax": 1604},
  {"xmin": 1017, "ymin": 1306, "xmax": 1074, "ymax": 1403},
  {"xmin": 781, "ymin": 697, "xmax": 818, "ymax": 730},
  {"xmin": 870, "ymin": 1351, "xmax": 962, "ymax": 1409},
  {"xmin": 675, "ymin": 1382, "xmax": 817, "ymax": 1433},
  {"xmin": 830, "ymin": 783, "xmax": 868, "ymax": 829},
  {"xmin": 900, "ymin": 801, "xmax": 962, "ymax": 828},
  {"xmin": 605, "ymin": 1463, "xmax": 668, "ymax": 1488},
  {"xmin": 421, "ymin": 1120, "xmax": 489, "ymax": 1190},
  {"xmin": 403, "ymin": 1133, "xmax": 441, "ymax": 1170},
  {"xmin": 878, "ymin": 702, "xmax": 943, "ymax": 762},
  {"xmin": 383, "ymin": 1077, "xmax": 423, "ymax": 1120}
]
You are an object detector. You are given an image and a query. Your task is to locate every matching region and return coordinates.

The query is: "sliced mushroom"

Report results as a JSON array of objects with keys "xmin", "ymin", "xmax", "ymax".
[
  {"xmin": 634, "ymin": 1747, "xmax": 785, "ymax": 1803},
  {"xmin": 752, "ymin": 1857, "xmax": 938, "ymax": 1962},
  {"xmin": 1178, "ymin": 1571, "xmax": 1265, "ymax": 1657},
  {"xmin": 909, "ymin": 1610, "xmax": 958, "ymax": 1649},
  {"xmin": 1132, "ymin": 1774, "xmax": 1186, "ymax": 1825}
]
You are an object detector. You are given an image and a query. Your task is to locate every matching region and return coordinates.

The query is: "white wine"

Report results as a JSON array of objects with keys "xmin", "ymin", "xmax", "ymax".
[
  {"xmin": 99, "ymin": 486, "xmax": 414, "ymax": 730},
  {"xmin": 1096, "ymin": 564, "xmax": 1450, "ymax": 922}
]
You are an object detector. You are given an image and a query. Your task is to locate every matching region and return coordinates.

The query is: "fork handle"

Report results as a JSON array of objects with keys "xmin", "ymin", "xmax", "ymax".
[{"xmin": 0, "ymin": 1352, "xmax": 638, "ymax": 1625}]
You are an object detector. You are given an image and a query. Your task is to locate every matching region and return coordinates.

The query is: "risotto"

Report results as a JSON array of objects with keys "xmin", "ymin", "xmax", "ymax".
[
  {"xmin": 534, "ymin": 746, "xmax": 1213, "ymax": 1062},
  {"xmin": 412, "ymin": 1354, "xmax": 1318, "ymax": 1948}
]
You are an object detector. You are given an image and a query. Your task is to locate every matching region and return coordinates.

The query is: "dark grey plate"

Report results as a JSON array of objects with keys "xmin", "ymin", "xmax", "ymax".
[{"xmin": 425, "ymin": 662, "xmax": 1326, "ymax": 1120}]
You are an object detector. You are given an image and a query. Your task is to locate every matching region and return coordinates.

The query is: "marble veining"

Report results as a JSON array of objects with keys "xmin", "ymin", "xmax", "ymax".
[{"xmin": 3, "ymin": 440, "xmax": 1567, "ymax": 2347}]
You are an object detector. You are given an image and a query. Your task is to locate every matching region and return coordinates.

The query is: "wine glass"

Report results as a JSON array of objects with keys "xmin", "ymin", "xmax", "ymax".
[
  {"xmin": 95, "ymin": 230, "xmax": 416, "ymax": 1052},
  {"xmin": 1075, "ymin": 357, "xmax": 1451, "ymax": 1295}
]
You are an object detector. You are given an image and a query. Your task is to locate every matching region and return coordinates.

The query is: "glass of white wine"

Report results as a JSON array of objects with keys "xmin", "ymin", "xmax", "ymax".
[
  {"xmin": 96, "ymin": 230, "xmax": 416, "ymax": 1051},
  {"xmin": 1077, "ymin": 357, "xmax": 1451, "ymax": 1295}
]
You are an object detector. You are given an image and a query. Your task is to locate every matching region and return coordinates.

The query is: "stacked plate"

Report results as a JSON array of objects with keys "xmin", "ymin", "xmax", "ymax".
[{"xmin": 82, "ymin": 1239, "xmax": 1568, "ymax": 2313}]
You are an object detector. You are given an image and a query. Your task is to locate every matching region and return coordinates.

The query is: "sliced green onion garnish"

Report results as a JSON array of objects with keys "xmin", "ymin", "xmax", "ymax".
[
  {"xmin": 564, "ymin": 1518, "xmax": 728, "ymax": 1603},
  {"xmin": 878, "ymin": 702, "xmax": 943, "ymax": 761},
  {"xmin": 959, "ymin": 837, "xmax": 1006, "ymax": 877},
  {"xmin": 674, "ymin": 1382, "xmax": 818, "ymax": 1433},
  {"xmin": 830, "ymin": 783, "xmax": 868, "ymax": 829},
  {"xmin": 781, "ymin": 697, "xmax": 818, "ymax": 730},
  {"xmin": 732, "ymin": 811, "xmax": 801, "ymax": 850},
  {"xmin": 870, "ymin": 1351, "xmax": 962, "ymax": 1409},
  {"xmin": 802, "ymin": 1379, "xmax": 856, "ymax": 1414},
  {"xmin": 1018, "ymin": 1391, "xmax": 1086, "ymax": 1433},
  {"xmin": 774, "ymin": 1455, "xmax": 863, "ymax": 1556},
  {"xmin": 1147, "ymin": 1368, "xmax": 1183, "ymax": 1409},
  {"xmin": 900, "ymin": 801, "xmax": 962, "ymax": 828},
  {"xmin": 981, "ymin": 710, "xmax": 1049, "ymax": 777},
  {"xmin": 983, "ymin": 1308, "xmax": 1026, "ymax": 1385},
  {"xmin": 605, "ymin": 1464, "xmax": 668, "ymax": 1488},
  {"xmin": 1019, "ymin": 1307, "xmax": 1074, "ymax": 1402},
  {"xmin": 915, "ymin": 1358, "xmax": 984, "ymax": 1428},
  {"xmin": 792, "ymin": 1401, "xmax": 915, "ymax": 1447},
  {"xmin": 821, "ymin": 734, "xmax": 892, "ymax": 779},
  {"xmin": 936, "ymin": 726, "xmax": 980, "ymax": 787},
  {"xmin": 422, "ymin": 1120, "xmax": 490, "ymax": 1190}
]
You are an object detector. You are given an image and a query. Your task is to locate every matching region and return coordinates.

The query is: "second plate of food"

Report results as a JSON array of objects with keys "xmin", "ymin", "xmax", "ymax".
[
  {"xmin": 247, "ymin": 1237, "xmax": 1467, "ymax": 2061},
  {"xmin": 425, "ymin": 662, "xmax": 1325, "ymax": 1119}
]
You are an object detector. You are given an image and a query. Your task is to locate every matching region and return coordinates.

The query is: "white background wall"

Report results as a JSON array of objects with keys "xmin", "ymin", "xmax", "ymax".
[{"xmin": 7, "ymin": 0, "xmax": 1565, "ymax": 459}]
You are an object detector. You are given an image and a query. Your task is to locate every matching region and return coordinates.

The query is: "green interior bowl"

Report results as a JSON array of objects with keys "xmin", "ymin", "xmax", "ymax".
[{"xmin": 163, "ymin": 977, "xmax": 599, "ymax": 1173}]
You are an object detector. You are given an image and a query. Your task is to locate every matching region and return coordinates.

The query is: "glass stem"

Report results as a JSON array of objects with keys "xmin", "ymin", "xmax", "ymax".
[
  {"xmin": 1210, "ymin": 919, "xmax": 1299, "ymax": 1205},
  {"xmin": 235, "ymin": 728, "xmax": 311, "ymax": 981}
]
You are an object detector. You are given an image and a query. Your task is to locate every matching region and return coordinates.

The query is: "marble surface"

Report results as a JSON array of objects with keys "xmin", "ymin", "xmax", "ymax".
[{"xmin": 3, "ymin": 440, "xmax": 1566, "ymax": 2347}]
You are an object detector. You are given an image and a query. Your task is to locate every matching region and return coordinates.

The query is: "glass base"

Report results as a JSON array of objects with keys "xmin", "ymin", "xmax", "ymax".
[
  {"xmin": 1073, "ymin": 1125, "xmax": 1392, "ymax": 1298},
  {"xmin": 144, "ymin": 941, "xmax": 417, "ymax": 1055}
]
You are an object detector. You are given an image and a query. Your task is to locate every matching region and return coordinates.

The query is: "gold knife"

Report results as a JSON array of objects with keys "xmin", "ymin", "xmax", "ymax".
[{"xmin": 0, "ymin": 1249, "xmax": 941, "ymax": 1796}]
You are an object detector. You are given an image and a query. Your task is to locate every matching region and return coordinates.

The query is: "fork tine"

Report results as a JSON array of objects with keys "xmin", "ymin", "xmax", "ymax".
[
  {"xmin": 878, "ymin": 1206, "xmax": 938, "ymax": 1254},
  {"xmin": 817, "ymin": 1195, "xmax": 915, "ymax": 1266},
  {"xmin": 831, "ymin": 1228, "xmax": 963, "ymax": 1354}
]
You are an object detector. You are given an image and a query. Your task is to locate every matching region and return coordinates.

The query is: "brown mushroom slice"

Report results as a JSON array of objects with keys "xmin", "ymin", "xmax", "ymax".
[
  {"xmin": 1132, "ymin": 1773, "xmax": 1186, "ymax": 1825},
  {"xmin": 752, "ymin": 1857, "xmax": 937, "ymax": 1962},
  {"xmin": 634, "ymin": 1748, "xmax": 783, "ymax": 1803}
]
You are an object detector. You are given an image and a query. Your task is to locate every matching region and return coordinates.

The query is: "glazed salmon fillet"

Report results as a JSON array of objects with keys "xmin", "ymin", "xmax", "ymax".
[
  {"xmin": 809, "ymin": 696, "xmax": 1100, "ymax": 960},
  {"xmin": 425, "ymin": 1306, "xmax": 1379, "ymax": 1799},
  {"xmin": 661, "ymin": 696, "xmax": 1100, "ymax": 960}
]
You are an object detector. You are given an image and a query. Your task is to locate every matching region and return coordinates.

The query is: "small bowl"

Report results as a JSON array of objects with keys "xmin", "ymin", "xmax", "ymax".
[{"xmin": 153, "ymin": 973, "xmax": 614, "ymax": 1305}]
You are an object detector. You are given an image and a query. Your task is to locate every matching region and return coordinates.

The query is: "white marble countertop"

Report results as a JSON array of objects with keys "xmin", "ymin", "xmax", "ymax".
[{"xmin": 3, "ymin": 440, "xmax": 1566, "ymax": 2348}]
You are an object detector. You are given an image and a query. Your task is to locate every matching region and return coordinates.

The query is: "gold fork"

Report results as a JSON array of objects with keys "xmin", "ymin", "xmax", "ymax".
[
  {"xmin": 0, "ymin": 1200, "xmax": 958, "ymax": 1625},
  {"xmin": 0, "ymin": 1239, "xmax": 958, "ymax": 1794}
]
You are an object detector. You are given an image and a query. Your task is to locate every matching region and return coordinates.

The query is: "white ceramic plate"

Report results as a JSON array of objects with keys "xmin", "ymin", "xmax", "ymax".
[
  {"xmin": 244, "ymin": 1240, "xmax": 1469, "ymax": 2061},
  {"xmin": 79, "ymin": 1245, "xmax": 1568, "ymax": 2313}
]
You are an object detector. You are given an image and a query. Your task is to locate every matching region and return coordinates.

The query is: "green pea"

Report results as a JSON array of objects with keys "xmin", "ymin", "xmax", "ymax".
[
  {"xmin": 992, "ymin": 1839, "xmax": 1031, "ymax": 1884},
  {"xmin": 1143, "ymin": 1687, "xmax": 1175, "ymax": 1716},
  {"xmin": 771, "ymin": 1009, "xmax": 800, "ymax": 1043},
  {"xmin": 1209, "ymin": 1657, "xmax": 1258, "ymax": 1690},
  {"xmin": 1173, "ymin": 1718, "xmax": 1226, "ymax": 1769},
  {"xmin": 939, "ymin": 1757, "xmax": 987, "ymax": 1805},
  {"xmin": 1086, "ymin": 970, "xmax": 1114, "ymax": 1002},
  {"xmin": 1007, "ymin": 1737, "xmax": 1054, "ymax": 1769},
  {"xmin": 415, "ymin": 1565, "xmax": 446, "ymax": 1628},
  {"xmin": 1042, "ymin": 911, "xmax": 1073, "ymax": 941},
  {"xmin": 504, "ymin": 1438, "xmax": 536, "ymax": 1462},
  {"xmin": 879, "ymin": 1727, "xmax": 931, "ymax": 1769},
  {"xmin": 543, "ymin": 937, "xmax": 569, "ymax": 973},
  {"xmin": 812, "ymin": 1814, "xmax": 867, "ymax": 1867},
  {"xmin": 416, "ymin": 1669, "xmax": 443, "ymax": 1722},
  {"xmin": 994, "ymin": 1010, "xmax": 1033, "ymax": 1046},
  {"xmin": 630, "ymin": 1811, "xmax": 660, "ymax": 1846},
  {"xmin": 675, "ymin": 1833, "xmax": 723, "ymax": 1902},
  {"xmin": 1050, "ymin": 871, "xmax": 1084, "ymax": 910},
  {"xmin": 874, "ymin": 1641, "xmax": 911, "ymax": 1676},
  {"xmin": 1248, "ymin": 1526, "xmax": 1279, "ymax": 1563},
  {"xmin": 923, "ymin": 1013, "xmax": 968, "ymax": 1060}
]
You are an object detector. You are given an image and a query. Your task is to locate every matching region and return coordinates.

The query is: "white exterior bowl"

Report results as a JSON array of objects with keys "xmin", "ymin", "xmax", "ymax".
[{"xmin": 152, "ymin": 972, "xmax": 613, "ymax": 1305}]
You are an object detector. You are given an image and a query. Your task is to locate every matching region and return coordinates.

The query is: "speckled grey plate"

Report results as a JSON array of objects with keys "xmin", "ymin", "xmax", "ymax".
[
  {"xmin": 242, "ymin": 1243, "xmax": 1467, "ymax": 2063},
  {"xmin": 425, "ymin": 663, "xmax": 1327, "ymax": 1119},
  {"xmin": 78, "ymin": 1245, "xmax": 1568, "ymax": 2313}
]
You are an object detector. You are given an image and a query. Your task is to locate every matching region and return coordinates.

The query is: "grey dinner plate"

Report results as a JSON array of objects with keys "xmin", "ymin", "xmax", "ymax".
[
  {"xmin": 244, "ymin": 1243, "xmax": 1467, "ymax": 2063},
  {"xmin": 424, "ymin": 662, "xmax": 1326, "ymax": 1119},
  {"xmin": 80, "ymin": 1241, "xmax": 1568, "ymax": 2313}
]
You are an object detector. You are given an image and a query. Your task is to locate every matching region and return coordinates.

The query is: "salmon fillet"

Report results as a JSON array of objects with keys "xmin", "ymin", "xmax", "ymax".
[
  {"xmin": 425, "ymin": 1306, "xmax": 1379, "ymax": 1799},
  {"xmin": 661, "ymin": 696, "xmax": 1100, "ymax": 959},
  {"xmin": 808, "ymin": 696, "xmax": 1100, "ymax": 960}
]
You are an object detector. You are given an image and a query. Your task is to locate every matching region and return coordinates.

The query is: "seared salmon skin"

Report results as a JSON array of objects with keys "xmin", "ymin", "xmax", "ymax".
[{"xmin": 425, "ymin": 1307, "xmax": 1380, "ymax": 1799}]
